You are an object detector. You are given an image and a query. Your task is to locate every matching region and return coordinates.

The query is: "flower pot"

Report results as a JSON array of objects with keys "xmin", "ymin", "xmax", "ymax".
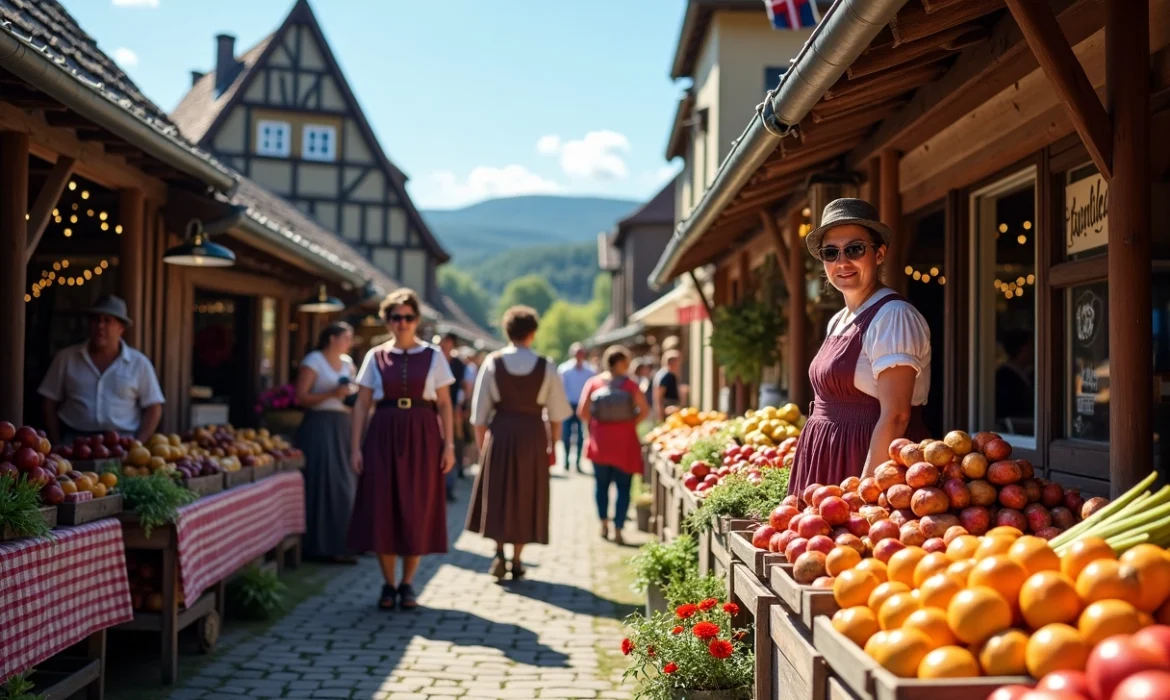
[
  {"xmin": 645, "ymin": 582, "xmax": 668, "ymax": 617},
  {"xmin": 670, "ymin": 688, "xmax": 752, "ymax": 700},
  {"xmin": 261, "ymin": 409, "xmax": 304, "ymax": 437},
  {"xmin": 635, "ymin": 501, "xmax": 652, "ymax": 533}
]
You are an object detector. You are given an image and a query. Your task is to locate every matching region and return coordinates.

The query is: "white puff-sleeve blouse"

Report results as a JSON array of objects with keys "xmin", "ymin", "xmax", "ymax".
[{"xmin": 824, "ymin": 288, "xmax": 932, "ymax": 406}]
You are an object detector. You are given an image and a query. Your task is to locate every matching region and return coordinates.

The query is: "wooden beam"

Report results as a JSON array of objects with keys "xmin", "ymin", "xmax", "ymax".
[
  {"xmin": 867, "ymin": 156, "xmax": 882, "ymax": 204},
  {"xmin": 120, "ymin": 189, "xmax": 146, "ymax": 348},
  {"xmin": 880, "ymin": 150, "xmax": 906, "ymax": 293},
  {"xmin": 759, "ymin": 210, "xmax": 790, "ymax": 287},
  {"xmin": 1005, "ymin": 0, "xmax": 1113, "ymax": 178},
  {"xmin": 818, "ymin": 63, "xmax": 949, "ymax": 114},
  {"xmin": 1106, "ymin": 0, "xmax": 1151, "ymax": 496},
  {"xmin": 826, "ymin": 54, "xmax": 955, "ymax": 101},
  {"xmin": 812, "ymin": 99, "xmax": 908, "ymax": 125},
  {"xmin": 889, "ymin": 0, "xmax": 1005, "ymax": 47},
  {"xmin": 851, "ymin": 0, "xmax": 1102, "ymax": 168},
  {"xmin": 848, "ymin": 24, "xmax": 991, "ymax": 79},
  {"xmin": 0, "ymin": 132, "xmax": 29, "ymax": 424},
  {"xmin": 687, "ymin": 270, "xmax": 715, "ymax": 329},
  {"xmin": 798, "ymin": 101, "xmax": 905, "ymax": 147},
  {"xmin": 25, "ymin": 155, "xmax": 75, "ymax": 263},
  {"xmin": 787, "ymin": 207, "xmax": 810, "ymax": 409}
]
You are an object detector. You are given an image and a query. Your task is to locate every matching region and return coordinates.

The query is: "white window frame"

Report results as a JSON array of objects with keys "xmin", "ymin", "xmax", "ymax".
[
  {"xmin": 256, "ymin": 120, "xmax": 291, "ymax": 158},
  {"xmin": 302, "ymin": 124, "xmax": 337, "ymax": 162}
]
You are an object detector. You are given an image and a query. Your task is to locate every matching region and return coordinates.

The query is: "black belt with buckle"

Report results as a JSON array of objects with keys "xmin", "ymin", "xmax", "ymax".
[{"xmin": 377, "ymin": 398, "xmax": 436, "ymax": 411}]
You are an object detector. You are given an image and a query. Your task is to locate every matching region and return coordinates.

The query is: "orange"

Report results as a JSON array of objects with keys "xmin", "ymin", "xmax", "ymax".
[
  {"xmin": 945, "ymin": 559, "xmax": 976, "ymax": 585},
  {"xmin": 1157, "ymin": 596, "xmax": 1170, "ymax": 625},
  {"xmin": 1025, "ymin": 623, "xmax": 1090, "ymax": 677},
  {"xmin": 1008, "ymin": 535, "xmax": 1061, "ymax": 575},
  {"xmin": 867, "ymin": 628, "xmax": 933, "ymax": 678},
  {"xmin": 987, "ymin": 526, "xmax": 1024, "ymax": 540},
  {"xmin": 1120, "ymin": 544, "xmax": 1170, "ymax": 613},
  {"xmin": 90, "ymin": 483, "xmax": 107, "ymax": 498},
  {"xmin": 902, "ymin": 608, "xmax": 955, "ymax": 649},
  {"xmin": 827, "ymin": 547, "xmax": 862, "ymax": 577},
  {"xmin": 834, "ymin": 569, "xmax": 880, "ymax": 609},
  {"xmin": 946, "ymin": 587, "xmax": 1013, "ymax": 645},
  {"xmin": 99, "ymin": 472, "xmax": 117, "ymax": 488},
  {"xmin": 868, "ymin": 581, "xmax": 911, "ymax": 614},
  {"xmin": 918, "ymin": 646, "xmax": 980, "ymax": 679},
  {"xmin": 1019, "ymin": 571, "xmax": 1081, "ymax": 629},
  {"xmin": 968, "ymin": 555, "xmax": 1029, "ymax": 605},
  {"xmin": 832, "ymin": 606, "xmax": 881, "ymax": 648},
  {"xmin": 919, "ymin": 573, "xmax": 963, "ymax": 611},
  {"xmin": 976, "ymin": 629, "xmax": 1030, "ymax": 676},
  {"xmin": 913, "ymin": 552, "xmax": 953, "ymax": 588},
  {"xmin": 975, "ymin": 537, "xmax": 1015, "ymax": 560},
  {"xmin": 1077, "ymin": 599, "xmax": 1143, "ymax": 645},
  {"xmin": 1060, "ymin": 537, "xmax": 1115, "ymax": 582},
  {"xmin": 946, "ymin": 535, "xmax": 981, "ymax": 561},
  {"xmin": 878, "ymin": 592, "xmax": 920, "ymax": 631},
  {"xmin": 854, "ymin": 558, "xmax": 888, "ymax": 583},
  {"xmin": 1075, "ymin": 559, "xmax": 1141, "ymax": 606},
  {"xmin": 887, "ymin": 547, "xmax": 928, "ymax": 587},
  {"xmin": 150, "ymin": 444, "xmax": 170, "ymax": 459},
  {"xmin": 149, "ymin": 456, "xmax": 166, "ymax": 471},
  {"xmin": 60, "ymin": 480, "xmax": 77, "ymax": 495},
  {"xmin": 864, "ymin": 630, "xmax": 891, "ymax": 657}
]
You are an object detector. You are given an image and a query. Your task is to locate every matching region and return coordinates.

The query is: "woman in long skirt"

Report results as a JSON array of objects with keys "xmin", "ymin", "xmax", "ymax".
[
  {"xmin": 348, "ymin": 289, "xmax": 457, "ymax": 610},
  {"xmin": 466, "ymin": 306, "xmax": 573, "ymax": 580},
  {"xmin": 294, "ymin": 322, "xmax": 357, "ymax": 563}
]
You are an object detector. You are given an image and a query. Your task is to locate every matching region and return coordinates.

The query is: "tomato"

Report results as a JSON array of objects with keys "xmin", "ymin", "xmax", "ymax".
[
  {"xmin": 1110, "ymin": 671, "xmax": 1170, "ymax": 700},
  {"xmin": 988, "ymin": 685, "xmax": 1034, "ymax": 700},
  {"xmin": 1036, "ymin": 670, "xmax": 1093, "ymax": 699},
  {"xmin": 1086, "ymin": 636, "xmax": 1169, "ymax": 700}
]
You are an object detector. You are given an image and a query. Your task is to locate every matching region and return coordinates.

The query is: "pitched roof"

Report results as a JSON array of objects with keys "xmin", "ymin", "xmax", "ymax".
[
  {"xmin": 670, "ymin": 0, "xmax": 762, "ymax": 80},
  {"xmin": 614, "ymin": 177, "xmax": 676, "ymax": 245},
  {"xmin": 168, "ymin": 0, "xmax": 449, "ymax": 263}
]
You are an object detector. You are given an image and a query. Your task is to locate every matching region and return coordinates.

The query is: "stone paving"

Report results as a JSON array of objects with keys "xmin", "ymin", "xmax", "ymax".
[{"xmin": 167, "ymin": 466, "xmax": 645, "ymax": 699}]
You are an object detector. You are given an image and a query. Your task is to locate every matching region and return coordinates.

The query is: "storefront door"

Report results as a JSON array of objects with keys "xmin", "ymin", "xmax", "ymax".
[{"xmin": 192, "ymin": 291, "xmax": 254, "ymax": 427}]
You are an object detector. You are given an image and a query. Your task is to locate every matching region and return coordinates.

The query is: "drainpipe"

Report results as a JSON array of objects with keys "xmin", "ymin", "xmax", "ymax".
[{"xmin": 649, "ymin": 0, "xmax": 910, "ymax": 290}]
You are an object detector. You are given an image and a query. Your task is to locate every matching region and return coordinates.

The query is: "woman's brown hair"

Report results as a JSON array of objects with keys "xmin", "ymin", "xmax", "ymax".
[
  {"xmin": 379, "ymin": 288, "xmax": 421, "ymax": 321},
  {"xmin": 502, "ymin": 305, "xmax": 539, "ymax": 341},
  {"xmin": 315, "ymin": 321, "xmax": 353, "ymax": 351},
  {"xmin": 603, "ymin": 345, "xmax": 631, "ymax": 371}
]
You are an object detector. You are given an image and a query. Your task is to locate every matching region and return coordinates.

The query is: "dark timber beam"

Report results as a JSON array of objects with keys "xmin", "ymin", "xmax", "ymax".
[
  {"xmin": 0, "ymin": 132, "xmax": 28, "ymax": 424},
  {"xmin": 759, "ymin": 210, "xmax": 790, "ymax": 287},
  {"xmin": 1006, "ymin": 0, "xmax": 1113, "ymax": 178},
  {"xmin": 25, "ymin": 156, "xmax": 75, "ymax": 263},
  {"xmin": 787, "ymin": 207, "xmax": 810, "ymax": 409},
  {"xmin": 880, "ymin": 150, "xmax": 906, "ymax": 294}
]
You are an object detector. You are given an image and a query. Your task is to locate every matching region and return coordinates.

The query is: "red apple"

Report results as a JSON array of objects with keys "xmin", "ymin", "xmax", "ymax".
[
  {"xmin": 1041, "ymin": 482, "xmax": 1065, "ymax": 508},
  {"xmin": 785, "ymin": 537, "xmax": 809, "ymax": 563},
  {"xmin": 771, "ymin": 529, "xmax": 798, "ymax": 554},
  {"xmin": 869, "ymin": 519, "xmax": 900, "ymax": 543},
  {"xmin": 14, "ymin": 447, "xmax": 39, "ymax": 472},
  {"xmin": 1034, "ymin": 527, "xmax": 1063, "ymax": 540},
  {"xmin": 1024, "ymin": 503, "xmax": 1053, "ymax": 533},
  {"xmin": 923, "ymin": 537, "xmax": 947, "ymax": 553},
  {"xmin": 797, "ymin": 515, "xmax": 831, "ymax": 540},
  {"xmin": 806, "ymin": 534, "xmax": 835, "ymax": 555},
  {"xmin": 683, "ymin": 475, "xmax": 700, "ymax": 491},
  {"xmin": 811, "ymin": 485, "xmax": 844, "ymax": 507},
  {"xmin": 752, "ymin": 525, "xmax": 777, "ymax": 550},
  {"xmin": 1051, "ymin": 506, "xmax": 1076, "ymax": 530},
  {"xmin": 973, "ymin": 431, "xmax": 1002, "ymax": 454},
  {"xmin": 1063, "ymin": 489, "xmax": 1086, "ymax": 516},
  {"xmin": 689, "ymin": 461, "xmax": 710, "ymax": 479},
  {"xmin": 996, "ymin": 508, "xmax": 1028, "ymax": 532},
  {"xmin": 0, "ymin": 462, "xmax": 17, "ymax": 480},
  {"xmin": 0, "ymin": 422, "xmax": 14, "ymax": 442},
  {"xmin": 983, "ymin": 438, "xmax": 1012, "ymax": 461},
  {"xmin": 958, "ymin": 506, "xmax": 991, "ymax": 535},
  {"xmin": 92, "ymin": 444, "xmax": 110, "ymax": 459},
  {"xmin": 818, "ymin": 496, "xmax": 850, "ymax": 526},
  {"xmin": 845, "ymin": 513, "xmax": 871, "ymax": 537},
  {"xmin": 873, "ymin": 538, "xmax": 907, "ymax": 563},
  {"xmin": 769, "ymin": 505, "xmax": 799, "ymax": 531},
  {"xmin": 14, "ymin": 426, "xmax": 38, "ymax": 447},
  {"xmin": 999, "ymin": 484, "xmax": 1028, "ymax": 510},
  {"xmin": 41, "ymin": 483, "xmax": 64, "ymax": 506}
]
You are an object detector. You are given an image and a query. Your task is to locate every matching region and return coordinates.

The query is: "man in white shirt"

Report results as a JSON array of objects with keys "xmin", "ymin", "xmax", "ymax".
[
  {"xmin": 38, "ymin": 296, "xmax": 165, "ymax": 444},
  {"xmin": 557, "ymin": 342, "xmax": 596, "ymax": 473}
]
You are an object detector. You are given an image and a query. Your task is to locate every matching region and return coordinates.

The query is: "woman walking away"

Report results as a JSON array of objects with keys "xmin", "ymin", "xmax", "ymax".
[
  {"xmin": 578, "ymin": 346, "xmax": 650, "ymax": 545},
  {"xmin": 467, "ymin": 306, "xmax": 573, "ymax": 580},
  {"xmin": 347, "ymin": 289, "xmax": 457, "ymax": 610},
  {"xmin": 295, "ymin": 322, "xmax": 357, "ymax": 563}
]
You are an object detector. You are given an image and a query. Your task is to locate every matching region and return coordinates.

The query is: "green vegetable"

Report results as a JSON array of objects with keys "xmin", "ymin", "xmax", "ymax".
[
  {"xmin": 0, "ymin": 474, "xmax": 51, "ymax": 540},
  {"xmin": 0, "ymin": 671, "xmax": 44, "ymax": 700},
  {"xmin": 663, "ymin": 571, "xmax": 727, "ymax": 609},
  {"xmin": 228, "ymin": 564, "xmax": 287, "ymax": 619},
  {"xmin": 1049, "ymin": 471, "xmax": 1156, "ymax": 549},
  {"xmin": 683, "ymin": 467, "xmax": 790, "ymax": 535},
  {"xmin": 680, "ymin": 435, "xmax": 733, "ymax": 472},
  {"xmin": 118, "ymin": 471, "xmax": 196, "ymax": 538}
]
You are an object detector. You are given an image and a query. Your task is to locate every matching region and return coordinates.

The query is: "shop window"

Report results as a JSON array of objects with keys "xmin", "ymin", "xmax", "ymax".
[
  {"xmin": 257, "ymin": 120, "xmax": 291, "ymax": 157},
  {"xmin": 904, "ymin": 209, "xmax": 946, "ymax": 438},
  {"xmin": 970, "ymin": 169, "xmax": 1037, "ymax": 445},
  {"xmin": 259, "ymin": 298, "xmax": 277, "ymax": 391},
  {"xmin": 302, "ymin": 124, "xmax": 336, "ymax": 162},
  {"xmin": 1067, "ymin": 281, "xmax": 1108, "ymax": 441}
]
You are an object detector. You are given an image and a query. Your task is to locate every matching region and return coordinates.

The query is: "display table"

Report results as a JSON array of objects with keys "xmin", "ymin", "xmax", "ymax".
[
  {"xmin": 0, "ymin": 519, "xmax": 132, "ymax": 695},
  {"xmin": 117, "ymin": 470, "xmax": 305, "ymax": 684}
]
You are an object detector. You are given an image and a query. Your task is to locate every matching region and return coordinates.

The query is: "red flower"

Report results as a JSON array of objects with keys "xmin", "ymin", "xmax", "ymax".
[
  {"xmin": 676, "ymin": 604, "xmax": 698, "ymax": 619},
  {"xmin": 664, "ymin": 662, "xmax": 679, "ymax": 674},
  {"xmin": 723, "ymin": 602, "xmax": 740, "ymax": 616},
  {"xmin": 671, "ymin": 626, "xmax": 684, "ymax": 635},
  {"xmin": 692, "ymin": 621, "xmax": 721, "ymax": 641},
  {"xmin": 698, "ymin": 598, "xmax": 718, "ymax": 611},
  {"xmin": 647, "ymin": 645, "xmax": 656, "ymax": 657},
  {"xmin": 621, "ymin": 638, "xmax": 634, "ymax": 656},
  {"xmin": 708, "ymin": 639, "xmax": 734, "ymax": 659}
]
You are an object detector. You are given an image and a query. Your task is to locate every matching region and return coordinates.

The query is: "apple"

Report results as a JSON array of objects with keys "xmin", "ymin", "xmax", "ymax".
[
  {"xmin": 14, "ymin": 447, "xmax": 39, "ymax": 472},
  {"xmin": 752, "ymin": 525, "xmax": 777, "ymax": 550},
  {"xmin": 0, "ymin": 462, "xmax": 18, "ymax": 480},
  {"xmin": 14, "ymin": 426, "xmax": 38, "ymax": 447},
  {"xmin": 74, "ymin": 444, "xmax": 91, "ymax": 460},
  {"xmin": 769, "ymin": 505, "xmax": 799, "ymax": 531},
  {"xmin": 110, "ymin": 445, "xmax": 126, "ymax": 459},
  {"xmin": 91, "ymin": 444, "xmax": 110, "ymax": 459},
  {"xmin": 689, "ymin": 461, "xmax": 710, "ymax": 479},
  {"xmin": 683, "ymin": 475, "xmax": 700, "ymax": 491},
  {"xmin": 41, "ymin": 483, "xmax": 64, "ymax": 506},
  {"xmin": 27, "ymin": 466, "xmax": 50, "ymax": 487},
  {"xmin": 0, "ymin": 421, "xmax": 14, "ymax": 442}
]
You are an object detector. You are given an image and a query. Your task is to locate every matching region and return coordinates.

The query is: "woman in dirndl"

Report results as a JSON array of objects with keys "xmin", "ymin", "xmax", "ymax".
[
  {"xmin": 789, "ymin": 198, "xmax": 932, "ymax": 497},
  {"xmin": 466, "ymin": 305, "xmax": 573, "ymax": 580},
  {"xmin": 294, "ymin": 322, "xmax": 357, "ymax": 563},
  {"xmin": 348, "ymin": 289, "xmax": 456, "ymax": 610}
]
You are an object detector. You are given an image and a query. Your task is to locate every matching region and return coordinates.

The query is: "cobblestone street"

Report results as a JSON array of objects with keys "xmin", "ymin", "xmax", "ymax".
[{"xmin": 166, "ymin": 466, "xmax": 645, "ymax": 700}]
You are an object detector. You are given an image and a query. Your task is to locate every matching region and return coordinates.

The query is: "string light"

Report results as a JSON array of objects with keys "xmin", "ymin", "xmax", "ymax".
[
  {"xmin": 99, "ymin": 260, "xmax": 107, "ymax": 269},
  {"xmin": 62, "ymin": 260, "xmax": 69, "ymax": 268},
  {"xmin": 83, "ymin": 270, "xmax": 92, "ymax": 280},
  {"xmin": 63, "ymin": 228, "xmax": 72, "ymax": 237},
  {"xmin": 938, "ymin": 276, "xmax": 947, "ymax": 285},
  {"xmin": 912, "ymin": 271, "xmax": 922, "ymax": 280},
  {"xmin": 48, "ymin": 272, "xmax": 55, "ymax": 281},
  {"xmin": 80, "ymin": 190, "xmax": 89, "ymax": 200},
  {"xmin": 1027, "ymin": 274, "xmax": 1035, "ymax": 285},
  {"xmin": 1017, "ymin": 234, "xmax": 1027, "ymax": 244},
  {"xmin": 71, "ymin": 203, "xmax": 77, "ymax": 211},
  {"xmin": 52, "ymin": 262, "xmax": 61, "ymax": 271},
  {"xmin": 99, "ymin": 212, "xmax": 108, "ymax": 221},
  {"xmin": 1023, "ymin": 221, "xmax": 1032, "ymax": 230},
  {"xmin": 100, "ymin": 223, "xmax": 109, "ymax": 231},
  {"xmin": 1016, "ymin": 277, "xmax": 1025, "ymax": 286},
  {"xmin": 921, "ymin": 274, "xmax": 931, "ymax": 283},
  {"xmin": 998, "ymin": 223, "xmax": 1008, "ymax": 233},
  {"xmin": 24, "ymin": 295, "xmax": 30, "ymax": 303},
  {"xmin": 86, "ymin": 209, "xmax": 94, "ymax": 217},
  {"xmin": 930, "ymin": 267, "xmax": 939, "ymax": 276},
  {"xmin": 57, "ymin": 277, "xmax": 65, "ymax": 286},
  {"xmin": 904, "ymin": 266, "xmax": 914, "ymax": 275},
  {"xmin": 68, "ymin": 181, "xmax": 76, "ymax": 191},
  {"xmin": 114, "ymin": 225, "xmax": 123, "ymax": 234},
  {"xmin": 69, "ymin": 215, "xmax": 77, "ymax": 224}
]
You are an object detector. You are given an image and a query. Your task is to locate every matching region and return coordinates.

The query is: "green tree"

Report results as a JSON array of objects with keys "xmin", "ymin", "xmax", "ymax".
[
  {"xmin": 589, "ymin": 273, "xmax": 611, "ymax": 326},
  {"xmin": 495, "ymin": 274, "xmax": 557, "ymax": 320},
  {"xmin": 534, "ymin": 300, "xmax": 596, "ymax": 361},
  {"xmin": 437, "ymin": 266, "xmax": 494, "ymax": 331}
]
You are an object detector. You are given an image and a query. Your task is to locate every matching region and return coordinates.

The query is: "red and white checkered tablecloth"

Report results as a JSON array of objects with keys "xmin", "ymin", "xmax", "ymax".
[
  {"xmin": 175, "ymin": 470, "xmax": 305, "ymax": 603},
  {"xmin": 0, "ymin": 519, "xmax": 133, "ymax": 682}
]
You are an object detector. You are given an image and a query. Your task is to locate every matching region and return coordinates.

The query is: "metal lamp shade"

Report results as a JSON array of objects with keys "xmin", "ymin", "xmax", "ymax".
[
  {"xmin": 162, "ymin": 235, "xmax": 236, "ymax": 267},
  {"xmin": 299, "ymin": 283, "xmax": 344, "ymax": 313}
]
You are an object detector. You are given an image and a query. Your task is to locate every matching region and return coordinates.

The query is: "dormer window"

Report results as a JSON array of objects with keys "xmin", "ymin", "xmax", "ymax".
[
  {"xmin": 257, "ymin": 120, "xmax": 291, "ymax": 157},
  {"xmin": 302, "ymin": 125, "xmax": 337, "ymax": 162}
]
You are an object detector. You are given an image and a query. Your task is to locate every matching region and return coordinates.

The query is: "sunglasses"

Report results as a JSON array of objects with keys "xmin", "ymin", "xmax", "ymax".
[
  {"xmin": 388, "ymin": 314, "xmax": 417, "ymax": 324},
  {"xmin": 819, "ymin": 242, "xmax": 874, "ymax": 263}
]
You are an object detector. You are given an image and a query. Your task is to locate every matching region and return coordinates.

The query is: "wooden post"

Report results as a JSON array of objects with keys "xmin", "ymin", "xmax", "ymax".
[
  {"xmin": 788, "ymin": 208, "xmax": 810, "ymax": 410},
  {"xmin": 277, "ymin": 297, "xmax": 291, "ymax": 385},
  {"xmin": 867, "ymin": 156, "xmax": 882, "ymax": 206},
  {"xmin": 0, "ymin": 133, "xmax": 28, "ymax": 425},
  {"xmin": 711, "ymin": 266, "xmax": 728, "ymax": 412},
  {"xmin": 119, "ymin": 188, "xmax": 145, "ymax": 348},
  {"xmin": 735, "ymin": 252, "xmax": 752, "ymax": 414},
  {"xmin": 880, "ymin": 150, "xmax": 904, "ymax": 294},
  {"xmin": 1106, "ymin": 1, "xmax": 1150, "ymax": 496}
]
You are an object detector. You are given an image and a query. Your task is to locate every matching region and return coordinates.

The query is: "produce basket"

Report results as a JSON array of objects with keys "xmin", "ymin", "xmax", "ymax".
[
  {"xmin": 731, "ymin": 562, "xmax": 780, "ymax": 700},
  {"xmin": 1, "ymin": 505, "xmax": 56, "ymax": 541},
  {"xmin": 183, "ymin": 473, "xmax": 224, "ymax": 498},
  {"xmin": 58, "ymin": 493, "xmax": 123, "ymax": 525},
  {"xmin": 223, "ymin": 467, "xmax": 254, "ymax": 489},
  {"xmin": 70, "ymin": 457, "xmax": 122, "ymax": 474},
  {"xmin": 773, "ymin": 602, "xmax": 829, "ymax": 700},
  {"xmin": 729, "ymin": 529, "xmax": 771, "ymax": 577},
  {"xmin": 769, "ymin": 562, "xmax": 839, "ymax": 628}
]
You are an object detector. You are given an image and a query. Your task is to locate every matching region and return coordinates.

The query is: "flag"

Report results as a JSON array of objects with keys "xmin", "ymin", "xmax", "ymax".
[{"xmin": 764, "ymin": 0, "xmax": 821, "ymax": 30}]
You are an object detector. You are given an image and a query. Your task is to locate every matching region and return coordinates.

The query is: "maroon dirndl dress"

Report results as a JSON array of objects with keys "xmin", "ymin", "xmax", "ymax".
[
  {"xmin": 789, "ymin": 293, "xmax": 929, "ymax": 496},
  {"xmin": 347, "ymin": 347, "xmax": 448, "ymax": 556}
]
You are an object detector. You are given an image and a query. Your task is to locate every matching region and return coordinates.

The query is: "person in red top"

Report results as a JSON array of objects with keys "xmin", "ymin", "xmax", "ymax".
[{"xmin": 578, "ymin": 346, "xmax": 651, "ymax": 545}]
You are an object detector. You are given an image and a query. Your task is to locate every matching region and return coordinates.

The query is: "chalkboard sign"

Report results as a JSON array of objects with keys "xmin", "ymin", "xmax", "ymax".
[{"xmin": 1068, "ymin": 281, "xmax": 1109, "ymax": 441}]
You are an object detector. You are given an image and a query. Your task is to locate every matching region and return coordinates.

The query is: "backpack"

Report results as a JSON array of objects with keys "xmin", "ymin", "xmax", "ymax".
[{"xmin": 590, "ymin": 376, "xmax": 638, "ymax": 423}]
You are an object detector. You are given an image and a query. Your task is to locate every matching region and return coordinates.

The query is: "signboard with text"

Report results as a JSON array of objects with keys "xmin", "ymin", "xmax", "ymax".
[{"xmin": 1065, "ymin": 173, "xmax": 1109, "ymax": 255}]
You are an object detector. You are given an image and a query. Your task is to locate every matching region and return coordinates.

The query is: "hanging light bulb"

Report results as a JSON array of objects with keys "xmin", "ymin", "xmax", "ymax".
[
  {"xmin": 921, "ymin": 274, "xmax": 931, "ymax": 283},
  {"xmin": 114, "ymin": 225, "xmax": 123, "ymax": 234},
  {"xmin": 904, "ymin": 266, "xmax": 913, "ymax": 275},
  {"xmin": 912, "ymin": 271, "xmax": 922, "ymax": 280},
  {"xmin": 80, "ymin": 190, "xmax": 89, "ymax": 200},
  {"xmin": 99, "ymin": 212, "xmax": 108, "ymax": 221},
  {"xmin": 938, "ymin": 276, "xmax": 947, "ymax": 285},
  {"xmin": 1017, "ymin": 234, "xmax": 1027, "ymax": 244},
  {"xmin": 163, "ymin": 219, "xmax": 236, "ymax": 267},
  {"xmin": 298, "ymin": 283, "xmax": 345, "ymax": 313},
  {"xmin": 998, "ymin": 223, "xmax": 1008, "ymax": 233},
  {"xmin": 930, "ymin": 267, "xmax": 939, "ymax": 276},
  {"xmin": 1023, "ymin": 221, "xmax": 1032, "ymax": 230},
  {"xmin": 67, "ymin": 181, "xmax": 76, "ymax": 191}
]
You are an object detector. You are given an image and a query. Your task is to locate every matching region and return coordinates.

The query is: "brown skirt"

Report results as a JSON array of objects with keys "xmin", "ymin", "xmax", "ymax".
[{"xmin": 466, "ymin": 410, "xmax": 550, "ymax": 545}]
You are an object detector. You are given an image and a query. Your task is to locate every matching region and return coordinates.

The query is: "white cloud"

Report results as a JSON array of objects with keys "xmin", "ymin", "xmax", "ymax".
[
  {"xmin": 537, "ymin": 130, "xmax": 631, "ymax": 180},
  {"xmin": 641, "ymin": 163, "xmax": 681, "ymax": 187},
  {"xmin": 112, "ymin": 48, "xmax": 139, "ymax": 67},
  {"xmin": 112, "ymin": 0, "xmax": 159, "ymax": 6},
  {"xmin": 422, "ymin": 165, "xmax": 563, "ymax": 208}
]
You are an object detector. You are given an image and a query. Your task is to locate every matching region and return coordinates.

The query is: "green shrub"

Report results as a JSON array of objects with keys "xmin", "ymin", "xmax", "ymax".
[
  {"xmin": 664, "ymin": 571, "xmax": 727, "ymax": 609},
  {"xmin": 629, "ymin": 534, "xmax": 697, "ymax": 594},
  {"xmin": 228, "ymin": 565, "xmax": 288, "ymax": 619}
]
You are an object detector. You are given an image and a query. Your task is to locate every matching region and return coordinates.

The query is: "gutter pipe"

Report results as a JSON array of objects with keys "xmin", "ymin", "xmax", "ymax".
[
  {"xmin": 649, "ymin": 0, "xmax": 909, "ymax": 290},
  {"xmin": 0, "ymin": 28, "xmax": 238, "ymax": 194}
]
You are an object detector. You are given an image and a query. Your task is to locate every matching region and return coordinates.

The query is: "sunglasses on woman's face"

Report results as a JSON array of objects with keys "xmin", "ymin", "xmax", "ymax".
[
  {"xmin": 819, "ymin": 242, "xmax": 873, "ymax": 263},
  {"xmin": 388, "ymin": 314, "xmax": 417, "ymax": 324}
]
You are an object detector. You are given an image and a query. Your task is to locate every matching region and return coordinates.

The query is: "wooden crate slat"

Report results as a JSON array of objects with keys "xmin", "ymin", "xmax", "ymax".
[
  {"xmin": 771, "ymin": 603, "xmax": 826, "ymax": 688},
  {"xmin": 729, "ymin": 530, "xmax": 770, "ymax": 577},
  {"xmin": 769, "ymin": 562, "xmax": 804, "ymax": 614},
  {"xmin": 183, "ymin": 472, "xmax": 224, "ymax": 498},
  {"xmin": 802, "ymin": 586, "xmax": 841, "ymax": 629},
  {"xmin": 872, "ymin": 665, "xmax": 1032, "ymax": 700},
  {"xmin": 829, "ymin": 675, "xmax": 864, "ymax": 700},
  {"xmin": 813, "ymin": 616, "xmax": 878, "ymax": 700},
  {"xmin": 223, "ymin": 466, "xmax": 254, "ymax": 489},
  {"xmin": 57, "ymin": 493, "xmax": 123, "ymax": 525}
]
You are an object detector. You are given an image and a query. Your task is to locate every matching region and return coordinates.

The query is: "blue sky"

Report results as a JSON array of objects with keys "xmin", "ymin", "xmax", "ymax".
[{"xmin": 61, "ymin": 0, "xmax": 695, "ymax": 209}]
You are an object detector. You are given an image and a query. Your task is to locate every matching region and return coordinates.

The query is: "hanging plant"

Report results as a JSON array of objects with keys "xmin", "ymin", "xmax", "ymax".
[{"xmin": 708, "ymin": 296, "xmax": 785, "ymax": 385}]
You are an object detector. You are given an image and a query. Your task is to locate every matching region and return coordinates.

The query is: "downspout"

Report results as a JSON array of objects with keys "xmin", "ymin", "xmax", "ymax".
[
  {"xmin": 0, "ymin": 28, "xmax": 238, "ymax": 193},
  {"xmin": 649, "ymin": 0, "xmax": 910, "ymax": 290}
]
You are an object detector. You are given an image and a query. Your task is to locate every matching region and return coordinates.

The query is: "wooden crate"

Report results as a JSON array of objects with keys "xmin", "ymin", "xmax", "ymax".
[
  {"xmin": 732, "ymin": 563, "xmax": 778, "ymax": 700},
  {"xmin": 767, "ymin": 562, "xmax": 838, "ymax": 625},
  {"xmin": 770, "ymin": 562, "xmax": 805, "ymax": 614},
  {"xmin": 57, "ymin": 493, "xmax": 123, "ymax": 525},
  {"xmin": 729, "ymin": 529, "xmax": 771, "ymax": 577},
  {"xmin": 280, "ymin": 454, "xmax": 305, "ymax": 471},
  {"xmin": 183, "ymin": 472, "xmax": 224, "ymax": 498},
  {"xmin": 252, "ymin": 463, "xmax": 275, "ymax": 481},
  {"xmin": 771, "ymin": 597, "xmax": 828, "ymax": 700},
  {"xmin": 814, "ymin": 615, "xmax": 878, "ymax": 700},
  {"xmin": 829, "ymin": 675, "xmax": 863, "ymax": 700},
  {"xmin": 223, "ymin": 467, "xmax": 254, "ymax": 489},
  {"xmin": 70, "ymin": 457, "xmax": 121, "ymax": 474},
  {"xmin": 1, "ymin": 506, "xmax": 56, "ymax": 541}
]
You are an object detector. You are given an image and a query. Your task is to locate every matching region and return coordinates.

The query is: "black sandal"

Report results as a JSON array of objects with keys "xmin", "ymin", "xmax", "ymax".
[
  {"xmin": 511, "ymin": 561, "xmax": 526, "ymax": 580},
  {"xmin": 378, "ymin": 584, "xmax": 396, "ymax": 610},
  {"xmin": 398, "ymin": 582, "xmax": 419, "ymax": 609},
  {"xmin": 490, "ymin": 553, "xmax": 508, "ymax": 580}
]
